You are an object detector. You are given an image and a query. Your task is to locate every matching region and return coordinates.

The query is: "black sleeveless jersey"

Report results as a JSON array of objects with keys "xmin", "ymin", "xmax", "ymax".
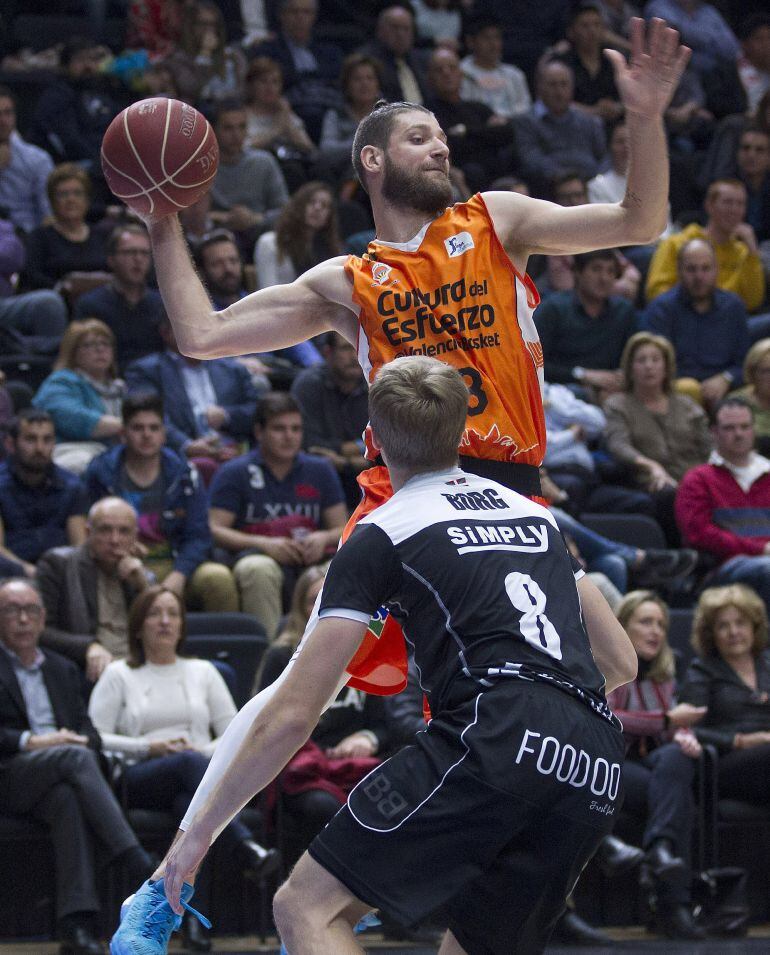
[{"xmin": 318, "ymin": 467, "xmax": 618, "ymax": 727}]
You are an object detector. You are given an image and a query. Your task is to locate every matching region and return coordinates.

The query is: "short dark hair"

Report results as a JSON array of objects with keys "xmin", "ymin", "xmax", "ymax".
[
  {"xmin": 211, "ymin": 98, "xmax": 246, "ymax": 127},
  {"xmin": 60, "ymin": 37, "xmax": 94, "ymax": 68},
  {"xmin": 464, "ymin": 14, "xmax": 503, "ymax": 38},
  {"xmin": 739, "ymin": 123, "xmax": 770, "ymax": 144},
  {"xmin": 573, "ymin": 248, "xmax": 619, "ymax": 273},
  {"xmin": 122, "ymin": 392, "xmax": 164, "ymax": 426},
  {"xmin": 567, "ymin": 1, "xmax": 603, "ymax": 26},
  {"xmin": 193, "ymin": 228, "xmax": 240, "ymax": 269},
  {"xmin": 107, "ymin": 222, "xmax": 149, "ymax": 256},
  {"xmin": 8, "ymin": 409, "xmax": 53, "ymax": 441},
  {"xmin": 253, "ymin": 392, "xmax": 301, "ymax": 429},
  {"xmin": 737, "ymin": 13, "xmax": 770, "ymax": 42},
  {"xmin": 712, "ymin": 395, "xmax": 755, "ymax": 425},
  {"xmin": 0, "ymin": 86, "xmax": 16, "ymax": 106},
  {"xmin": 351, "ymin": 99, "xmax": 432, "ymax": 193}
]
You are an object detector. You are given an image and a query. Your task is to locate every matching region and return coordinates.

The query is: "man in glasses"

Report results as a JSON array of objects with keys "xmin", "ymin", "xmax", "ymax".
[
  {"xmin": 0, "ymin": 577, "xmax": 153, "ymax": 955},
  {"xmin": 74, "ymin": 224, "xmax": 165, "ymax": 371}
]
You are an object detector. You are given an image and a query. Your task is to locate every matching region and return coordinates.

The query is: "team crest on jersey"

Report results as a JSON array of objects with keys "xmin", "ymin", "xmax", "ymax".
[
  {"xmin": 371, "ymin": 262, "xmax": 393, "ymax": 286},
  {"xmin": 444, "ymin": 231, "xmax": 475, "ymax": 258}
]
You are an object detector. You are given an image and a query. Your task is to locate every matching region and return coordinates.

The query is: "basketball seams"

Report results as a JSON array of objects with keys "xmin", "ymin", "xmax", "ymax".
[
  {"xmin": 102, "ymin": 98, "xmax": 218, "ymax": 216},
  {"xmin": 121, "ymin": 104, "xmax": 215, "ymax": 195},
  {"xmin": 122, "ymin": 107, "xmax": 160, "ymax": 212},
  {"xmin": 159, "ymin": 97, "xmax": 172, "ymax": 182}
]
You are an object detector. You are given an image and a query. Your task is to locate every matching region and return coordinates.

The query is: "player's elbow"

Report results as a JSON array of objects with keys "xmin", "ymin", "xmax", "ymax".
[
  {"xmin": 629, "ymin": 213, "xmax": 667, "ymax": 246},
  {"xmin": 607, "ymin": 644, "xmax": 638, "ymax": 693},
  {"xmin": 619, "ymin": 646, "xmax": 638, "ymax": 685}
]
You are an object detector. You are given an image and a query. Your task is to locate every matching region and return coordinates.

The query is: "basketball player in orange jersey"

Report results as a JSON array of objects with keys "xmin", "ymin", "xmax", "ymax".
[{"xmin": 111, "ymin": 18, "xmax": 689, "ymax": 954}]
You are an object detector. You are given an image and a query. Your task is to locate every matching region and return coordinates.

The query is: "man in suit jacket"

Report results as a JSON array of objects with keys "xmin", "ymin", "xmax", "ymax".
[
  {"xmin": 358, "ymin": 5, "xmax": 430, "ymax": 105},
  {"xmin": 37, "ymin": 497, "xmax": 152, "ymax": 684},
  {"xmin": 0, "ymin": 578, "xmax": 151, "ymax": 955},
  {"xmin": 250, "ymin": 0, "xmax": 343, "ymax": 141},
  {"xmin": 125, "ymin": 317, "xmax": 259, "ymax": 466}
]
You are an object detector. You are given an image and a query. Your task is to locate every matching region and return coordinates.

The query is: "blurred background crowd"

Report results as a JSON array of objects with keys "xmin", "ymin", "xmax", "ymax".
[{"xmin": 0, "ymin": 0, "xmax": 770, "ymax": 951}]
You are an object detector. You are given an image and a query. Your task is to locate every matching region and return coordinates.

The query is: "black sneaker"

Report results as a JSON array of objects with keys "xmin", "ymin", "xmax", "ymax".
[{"xmin": 633, "ymin": 548, "xmax": 698, "ymax": 587}]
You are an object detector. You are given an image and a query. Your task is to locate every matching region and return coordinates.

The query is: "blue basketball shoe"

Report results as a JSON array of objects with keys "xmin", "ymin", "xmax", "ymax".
[{"xmin": 110, "ymin": 878, "xmax": 211, "ymax": 954}]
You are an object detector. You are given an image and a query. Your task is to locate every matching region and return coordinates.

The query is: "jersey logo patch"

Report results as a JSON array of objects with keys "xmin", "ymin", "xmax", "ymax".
[
  {"xmin": 371, "ymin": 262, "xmax": 393, "ymax": 286},
  {"xmin": 444, "ymin": 231, "xmax": 474, "ymax": 258}
]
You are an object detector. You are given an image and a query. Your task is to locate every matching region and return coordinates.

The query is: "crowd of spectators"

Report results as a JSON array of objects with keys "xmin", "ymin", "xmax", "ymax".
[{"xmin": 0, "ymin": 0, "xmax": 770, "ymax": 949}]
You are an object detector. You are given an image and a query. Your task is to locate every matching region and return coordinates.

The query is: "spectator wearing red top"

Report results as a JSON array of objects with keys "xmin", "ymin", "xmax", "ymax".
[{"xmin": 676, "ymin": 396, "xmax": 770, "ymax": 610}]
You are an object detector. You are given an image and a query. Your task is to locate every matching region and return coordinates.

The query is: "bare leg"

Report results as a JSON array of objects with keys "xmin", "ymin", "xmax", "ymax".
[
  {"xmin": 438, "ymin": 929, "xmax": 469, "ymax": 955},
  {"xmin": 273, "ymin": 852, "xmax": 374, "ymax": 955},
  {"xmin": 150, "ymin": 595, "xmax": 349, "ymax": 882}
]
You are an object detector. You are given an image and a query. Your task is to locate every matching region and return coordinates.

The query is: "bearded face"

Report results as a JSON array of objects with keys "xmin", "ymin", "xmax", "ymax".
[{"xmin": 381, "ymin": 151, "xmax": 453, "ymax": 217}]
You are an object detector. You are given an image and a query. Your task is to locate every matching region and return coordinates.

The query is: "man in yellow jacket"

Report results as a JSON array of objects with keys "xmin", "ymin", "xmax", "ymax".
[{"xmin": 646, "ymin": 179, "xmax": 765, "ymax": 312}]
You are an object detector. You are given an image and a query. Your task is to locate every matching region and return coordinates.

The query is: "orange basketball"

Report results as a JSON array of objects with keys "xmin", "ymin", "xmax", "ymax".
[{"xmin": 100, "ymin": 98, "xmax": 219, "ymax": 217}]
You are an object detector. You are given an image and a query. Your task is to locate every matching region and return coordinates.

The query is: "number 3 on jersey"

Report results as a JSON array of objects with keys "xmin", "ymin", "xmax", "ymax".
[
  {"xmin": 505, "ymin": 572, "xmax": 562, "ymax": 660},
  {"xmin": 457, "ymin": 366, "xmax": 488, "ymax": 417}
]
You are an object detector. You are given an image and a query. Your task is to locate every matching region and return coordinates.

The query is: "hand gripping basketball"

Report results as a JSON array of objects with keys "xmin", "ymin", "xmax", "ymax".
[{"xmin": 101, "ymin": 98, "xmax": 219, "ymax": 217}]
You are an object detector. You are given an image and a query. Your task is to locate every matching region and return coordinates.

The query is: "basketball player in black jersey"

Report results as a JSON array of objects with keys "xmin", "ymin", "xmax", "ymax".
[{"xmin": 159, "ymin": 356, "xmax": 637, "ymax": 955}]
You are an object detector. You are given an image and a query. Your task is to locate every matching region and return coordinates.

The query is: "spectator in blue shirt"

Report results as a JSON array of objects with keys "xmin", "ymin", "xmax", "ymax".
[
  {"xmin": 125, "ymin": 315, "xmax": 263, "ymax": 484},
  {"xmin": 0, "ymin": 86, "xmax": 53, "ymax": 233},
  {"xmin": 643, "ymin": 238, "xmax": 751, "ymax": 410},
  {"xmin": 209, "ymin": 392, "xmax": 347, "ymax": 639},
  {"xmin": 534, "ymin": 249, "xmax": 639, "ymax": 402},
  {"xmin": 74, "ymin": 224, "xmax": 165, "ymax": 372},
  {"xmin": 84, "ymin": 392, "xmax": 238, "ymax": 614},
  {"xmin": 645, "ymin": 0, "xmax": 740, "ymax": 76},
  {"xmin": 0, "ymin": 409, "xmax": 87, "ymax": 578},
  {"xmin": 515, "ymin": 59, "xmax": 606, "ymax": 196}
]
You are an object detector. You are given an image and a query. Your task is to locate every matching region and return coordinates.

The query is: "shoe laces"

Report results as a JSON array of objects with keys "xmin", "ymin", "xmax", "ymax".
[{"xmin": 140, "ymin": 886, "xmax": 211, "ymax": 940}]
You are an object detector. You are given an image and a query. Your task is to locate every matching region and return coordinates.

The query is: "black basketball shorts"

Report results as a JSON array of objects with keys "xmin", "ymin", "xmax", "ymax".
[{"xmin": 309, "ymin": 679, "xmax": 625, "ymax": 955}]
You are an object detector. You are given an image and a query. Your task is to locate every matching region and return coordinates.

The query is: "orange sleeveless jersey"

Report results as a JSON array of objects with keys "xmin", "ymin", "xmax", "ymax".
[{"xmin": 345, "ymin": 193, "xmax": 546, "ymax": 466}]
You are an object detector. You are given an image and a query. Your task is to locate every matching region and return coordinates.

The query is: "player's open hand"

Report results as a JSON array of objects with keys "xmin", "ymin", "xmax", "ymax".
[
  {"xmin": 604, "ymin": 17, "xmax": 690, "ymax": 119},
  {"xmin": 164, "ymin": 825, "xmax": 212, "ymax": 916}
]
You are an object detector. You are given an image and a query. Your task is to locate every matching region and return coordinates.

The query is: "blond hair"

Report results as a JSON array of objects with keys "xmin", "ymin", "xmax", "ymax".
[
  {"xmin": 274, "ymin": 564, "xmax": 329, "ymax": 651},
  {"xmin": 369, "ymin": 357, "xmax": 468, "ymax": 471},
  {"xmin": 55, "ymin": 318, "xmax": 117, "ymax": 378},
  {"xmin": 743, "ymin": 338, "xmax": 770, "ymax": 390},
  {"xmin": 620, "ymin": 331, "xmax": 677, "ymax": 394},
  {"xmin": 692, "ymin": 584, "xmax": 768, "ymax": 659},
  {"xmin": 616, "ymin": 590, "xmax": 675, "ymax": 682}
]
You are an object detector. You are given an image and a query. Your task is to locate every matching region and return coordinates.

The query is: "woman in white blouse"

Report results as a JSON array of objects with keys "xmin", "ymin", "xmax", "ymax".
[
  {"xmin": 254, "ymin": 181, "xmax": 341, "ymax": 289},
  {"xmin": 88, "ymin": 586, "xmax": 279, "ymax": 931}
]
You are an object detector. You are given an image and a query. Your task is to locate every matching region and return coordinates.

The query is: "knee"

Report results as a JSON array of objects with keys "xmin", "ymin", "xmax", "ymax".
[
  {"xmin": 234, "ymin": 555, "xmax": 282, "ymax": 586},
  {"xmin": 175, "ymin": 750, "xmax": 209, "ymax": 776},
  {"xmin": 29, "ymin": 289, "xmax": 67, "ymax": 326},
  {"xmin": 188, "ymin": 562, "xmax": 238, "ymax": 610},
  {"xmin": 58, "ymin": 744, "xmax": 98, "ymax": 770},
  {"xmin": 273, "ymin": 876, "xmax": 307, "ymax": 945},
  {"xmin": 656, "ymin": 744, "xmax": 696, "ymax": 780}
]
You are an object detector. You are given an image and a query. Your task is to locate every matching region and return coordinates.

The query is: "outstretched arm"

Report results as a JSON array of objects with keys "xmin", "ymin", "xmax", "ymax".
[
  {"xmin": 145, "ymin": 216, "xmax": 357, "ymax": 359},
  {"xmin": 163, "ymin": 615, "xmax": 366, "ymax": 912},
  {"xmin": 486, "ymin": 18, "xmax": 691, "ymax": 260}
]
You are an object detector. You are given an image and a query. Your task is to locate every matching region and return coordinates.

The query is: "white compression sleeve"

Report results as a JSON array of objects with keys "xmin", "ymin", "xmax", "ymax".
[{"xmin": 180, "ymin": 594, "xmax": 352, "ymax": 839}]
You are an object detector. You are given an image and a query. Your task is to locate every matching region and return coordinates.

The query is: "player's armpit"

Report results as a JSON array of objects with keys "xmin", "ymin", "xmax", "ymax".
[{"xmin": 577, "ymin": 575, "xmax": 638, "ymax": 693}]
